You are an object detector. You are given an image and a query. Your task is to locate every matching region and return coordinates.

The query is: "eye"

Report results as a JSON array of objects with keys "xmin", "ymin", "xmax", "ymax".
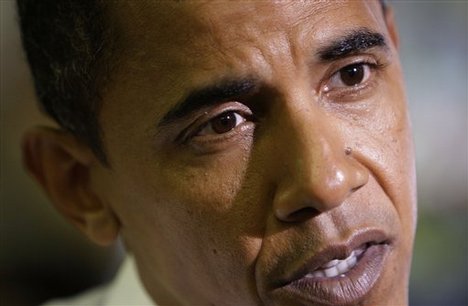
[
  {"xmin": 325, "ymin": 63, "xmax": 372, "ymax": 91},
  {"xmin": 197, "ymin": 111, "xmax": 247, "ymax": 136}
]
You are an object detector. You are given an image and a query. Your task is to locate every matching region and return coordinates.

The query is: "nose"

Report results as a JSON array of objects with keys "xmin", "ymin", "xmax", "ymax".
[{"xmin": 272, "ymin": 114, "xmax": 369, "ymax": 223}]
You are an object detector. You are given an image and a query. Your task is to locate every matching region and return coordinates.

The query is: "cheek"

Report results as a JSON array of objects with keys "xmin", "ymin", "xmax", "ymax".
[
  {"xmin": 158, "ymin": 152, "xmax": 267, "ymax": 263},
  {"xmin": 339, "ymin": 62, "xmax": 416, "ymax": 250},
  {"xmin": 109, "ymin": 141, "xmax": 265, "ymax": 303},
  {"xmin": 378, "ymin": 68, "xmax": 416, "ymax": 231},
  {"xmin": 352, "ymin": 64, "xmax": 415, "ymax": 212}
]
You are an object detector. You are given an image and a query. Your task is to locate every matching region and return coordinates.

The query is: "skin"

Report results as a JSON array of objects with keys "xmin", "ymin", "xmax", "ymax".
[{"xmin": 23, "ymin": 1, "xmax": 417, "ymax": 305}]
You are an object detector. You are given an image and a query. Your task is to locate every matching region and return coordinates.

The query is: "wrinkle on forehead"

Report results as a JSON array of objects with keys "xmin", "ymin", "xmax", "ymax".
[
  {"xmin": 109, "ymin": 0, "xmax": 384, "ymax": 67},
  {"xmin": 103, "ymin": 0, "xmax": 389, "ymax": 122},
  {"xmin": 109, "ymin": 1, "xmax": 337, "ymax": 54}
]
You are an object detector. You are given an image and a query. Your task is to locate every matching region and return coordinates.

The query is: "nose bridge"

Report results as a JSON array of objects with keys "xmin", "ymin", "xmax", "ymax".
[{"xmin": 272, "ymin": 103, "xmax": 368, "ymax": 222}]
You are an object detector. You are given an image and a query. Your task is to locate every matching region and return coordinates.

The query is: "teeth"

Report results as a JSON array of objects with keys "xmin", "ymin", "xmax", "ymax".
[
  {"xmin": 306, "ymin": 270, "xmax": 325, "ymax": 278},
  {"xmin": 324, "ymin": 266, "xmax": 340, "ymax": 277},
  {"xmin": 336, "ymin": 259, "xmax": 350, "ymax": 274},
  {"xmin": 321, "ymin": 259, "xmax": 340, "ymax": 268},
  {"xmin": 355, "ymin": 246, "xmax": 366, "ymax": 257},
  {"xmin": 313, "ymin": 270, "xmax": 325, "ymax": 278},
  {"xmin": 308, "ymin": 246, "xmax": 366, "ymax": 279},
  {"xmin": 319, "ymin": 251, "xmax": 354, "ymax": 269},
  {"xmin": 346, "ymin": 254, "xmax": 357, "ymax": 267}
]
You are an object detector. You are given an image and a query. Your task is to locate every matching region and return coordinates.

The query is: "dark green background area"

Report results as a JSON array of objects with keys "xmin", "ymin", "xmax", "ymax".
[{"xmin": 393, "ymin": 2, "xmax": 467, "ymax": 305}]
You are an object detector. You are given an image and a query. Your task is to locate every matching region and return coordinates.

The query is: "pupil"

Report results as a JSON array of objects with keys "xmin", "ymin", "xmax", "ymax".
[
  {"xmin": 212, "ymin": 112, "xmax": 237, "ymax": 134},
  {"xmin": 340, "ymin": 65, "xmax": 364, "ymax": 86}
]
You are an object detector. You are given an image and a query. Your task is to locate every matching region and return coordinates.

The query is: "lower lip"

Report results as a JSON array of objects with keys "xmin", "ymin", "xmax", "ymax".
[{"xmin": 275, "ymin": 244, "xmax": 391, "ymax": 306}]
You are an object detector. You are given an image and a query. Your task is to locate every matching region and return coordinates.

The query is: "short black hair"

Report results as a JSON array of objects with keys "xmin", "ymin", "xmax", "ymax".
[
  {"xmin": 17, "ymin": 0, "xmax": 117, "ymax": 164},
  {"xmin": 17, "ymin": 0, "xmax": 387, "ymax": 165}
]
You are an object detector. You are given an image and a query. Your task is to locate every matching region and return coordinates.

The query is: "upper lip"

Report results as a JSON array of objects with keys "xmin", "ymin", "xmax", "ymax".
[{"xmin": 276, "ymin": 228, "xmax": 391, "ymax": 287}]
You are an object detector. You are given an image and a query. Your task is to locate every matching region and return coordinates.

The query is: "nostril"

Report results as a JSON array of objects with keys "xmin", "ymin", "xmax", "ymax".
[{"xmin": 283, "ymin": 207, "xmax": 320, "ymax": 223}]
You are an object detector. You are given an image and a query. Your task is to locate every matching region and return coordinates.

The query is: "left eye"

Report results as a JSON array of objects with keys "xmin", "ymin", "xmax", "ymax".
[
  {"xmin": 197, "ymin": 111, "xmax": 247, "ymax": 135},
  {"xmin": 327, "ymin": 63, "xmax": 372, "ymax": 89}
]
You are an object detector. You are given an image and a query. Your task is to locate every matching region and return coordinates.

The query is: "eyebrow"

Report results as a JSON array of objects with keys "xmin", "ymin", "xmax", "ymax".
[
  {"xmin": 157, "ymin": 29, "xmax": 386, "ymax": 127},
  {"xmin": 158, "ymin": 78, "xmax": 258, "ymax": 127},
  {"xmin": 316, "ymin": 28, "xmax": 388, "ymax": 61}
]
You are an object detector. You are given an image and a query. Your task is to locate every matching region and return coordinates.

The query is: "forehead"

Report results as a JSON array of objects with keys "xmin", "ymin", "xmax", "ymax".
[
  {"xmin": 111, "ymin": 1, "xmax": 383, "ymax": 31},
  {"xmin": 106, "ymin": 0, "xmax": 386, "ymax": 89},
  {"xmin": 101, "ymin": 0, "xmax": 390, "ymax": 144},
  {"xmin": 109, "ymin": 0, "xmax": 385, "ymax": 66}
]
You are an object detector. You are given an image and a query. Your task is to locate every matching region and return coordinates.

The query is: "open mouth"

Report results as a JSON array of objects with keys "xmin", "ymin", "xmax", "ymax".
[
  {"xmin": 306, "ymin": 243, "xmax": 371, "ymax": 279},
  {"xmin": 272, "ymin": 230, "xmax": 393, "ymax": 306}
]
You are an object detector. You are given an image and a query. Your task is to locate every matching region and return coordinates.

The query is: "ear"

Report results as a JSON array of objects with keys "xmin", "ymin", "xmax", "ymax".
[
  {"xmin": 21, "ymin": 126, "xmax": 119, "ymax": 246},
  {"xmin": 383, "ymin": 5, "xmax": 400, "ymax": 50}
]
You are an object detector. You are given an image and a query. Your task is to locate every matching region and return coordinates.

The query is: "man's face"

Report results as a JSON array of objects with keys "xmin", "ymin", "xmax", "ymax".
[{"xmin": 97, "ymin": 1, "xmax": 416, "ymax": 305}]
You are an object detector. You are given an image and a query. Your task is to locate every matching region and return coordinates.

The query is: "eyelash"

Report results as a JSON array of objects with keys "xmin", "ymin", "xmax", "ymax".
[
  {"xmin": 178, "ymin": 58, "xmax": 386, "ymax": 148},
  {"xmin": 180, "ymin": 103, "xmax": 255, "ymax": 147},
  {"xmin": 321, "ymin": 59, "xmax": 386, "ymax": 102},
  {"xmin": 196, "ymin": 111, "xmax": 247, "ymax": 136}
]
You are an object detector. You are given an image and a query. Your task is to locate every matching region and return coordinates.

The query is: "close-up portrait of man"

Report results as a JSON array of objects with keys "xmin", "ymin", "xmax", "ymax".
[{"xmin": 2, "ymin": 0, "xmax": 465, "ymax": 305}]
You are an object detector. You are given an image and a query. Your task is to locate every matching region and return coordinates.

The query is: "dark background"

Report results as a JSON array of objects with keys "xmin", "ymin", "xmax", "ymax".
[{"xmin": 1, "ymin": 1, "xmax": 467, "ymax": 305}]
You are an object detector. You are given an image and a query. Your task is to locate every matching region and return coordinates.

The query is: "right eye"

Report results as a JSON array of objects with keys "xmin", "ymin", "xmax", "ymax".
[
  {"xmin": 326, "ymin": 63, "xmax": 373, "ymax": 90},
  {"xmin": 197, "ymin": 111, "xmax": 247, "ymax": 136}
]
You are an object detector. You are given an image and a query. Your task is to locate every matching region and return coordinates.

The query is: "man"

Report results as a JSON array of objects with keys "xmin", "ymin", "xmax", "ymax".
[{"xmin": 17, "ymin": 0, "xmax": 417, "ymax": 305}]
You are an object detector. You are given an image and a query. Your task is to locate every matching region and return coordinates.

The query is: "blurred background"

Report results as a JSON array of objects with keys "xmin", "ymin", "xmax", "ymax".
[{"xmin": 1, "ymin": 1, "xmax": 467, "ymax": 305}]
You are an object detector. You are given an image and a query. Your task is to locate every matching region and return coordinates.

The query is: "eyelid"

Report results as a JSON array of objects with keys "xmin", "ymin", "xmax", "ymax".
[
  {"xmin": 318, "ymin": 55, "xmax": 388, "ymax": 102},
  {"xmin": 320, "ymin": 52, "xmax": 386, "ymax": 81},
  {"xmin": 324, "ymin": 63, "xmax": 375, "ymax": 92},
  {"xmin": 178, "ymin": 102, "xmax": 254, "ymax": 144},
  {"xmin": 196, "ymin": 112, "xmax": 247, "ymax": 136}
]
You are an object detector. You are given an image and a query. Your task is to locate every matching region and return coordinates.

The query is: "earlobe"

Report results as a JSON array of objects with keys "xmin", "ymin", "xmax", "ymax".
[
  {"xmin": 384, "ymin": 6, "xmax": 400, "ymax": 50},
  {"xmin": 21, "ymin": 126, "xmax": 120, "ymax": 246}
]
